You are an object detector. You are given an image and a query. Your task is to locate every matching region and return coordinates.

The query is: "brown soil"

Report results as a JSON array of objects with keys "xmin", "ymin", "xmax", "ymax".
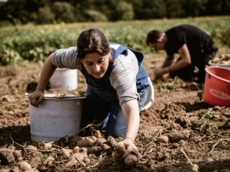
[{"xmin": 0, "ymin": 52, "xmax": 230, "ymax": 172}]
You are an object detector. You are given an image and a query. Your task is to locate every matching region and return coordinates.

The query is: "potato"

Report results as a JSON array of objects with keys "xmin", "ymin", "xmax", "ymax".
[
  {"xmin": 65, "ymin": 157, "xmax": 77, "ymax": 168},
  {"xmin": 43, "ymin": 156, "xmax": 55, "ymax": 165},
  {"xmin": 18, "ymin": 161, "xmax": 32, "ymax": 171},
  {"xmin": 157, "ymin": 135, "xmax": 169, "ymax": 144},
  {"xmin": 225, "ymin": 54, "xmax": 230, "ymax": 60},
  {"xmin": 220, "ymin": 61, "xmax": 229, "ymax": 64},
  {"xmin": 107, "ymin": 136, "xmax": 117, "ymax": 147},
  {"xmin": 94, "ymin": 130, "xmax": 102, "ymax": 138},
  {"xmin": 26, "ymin": 145, "xmax": 37, "ymax": 152},
  {"xmin": 112, "ymin": 142, "xmax": 126, "ymax": 160},
  {"xmin": 44, "ymin": 143, "xmax": 52, "ymax": 150},
  {"xmin": 212, "ymin": 57, "xmax": 220, "ymax": 63},
  {"xmin": 95, "ymin": 137, "xmax": 106, "ymax": 147},
  {"xmin": 219, "ymin": 54, "xmax": 225, "ymax": 60},
  {"xmin": 124, "ymin": 153, "xmax": 138, "ymax": 166},
  {"xmin": 61, "ymin": 148, "xmax": 72, "ymax": 158},
  {"xmin": 77, "ymin": 138, "xmax": 94, "ymax": 147}
]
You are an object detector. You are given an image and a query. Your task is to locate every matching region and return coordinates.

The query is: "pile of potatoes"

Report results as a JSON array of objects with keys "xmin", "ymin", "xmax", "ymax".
[
  {"xmin": 0, "ymin": 130, "xmax": 138, "ymax": 171},
  {"xmin": 211, "ymin": 54, "xmax": 230, "ymax": 65}
]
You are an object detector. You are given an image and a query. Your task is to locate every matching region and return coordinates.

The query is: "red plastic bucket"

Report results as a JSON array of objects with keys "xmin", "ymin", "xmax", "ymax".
[{"xmin": 202, "ymin": 66, "xmax": 230, "ymax": 107}]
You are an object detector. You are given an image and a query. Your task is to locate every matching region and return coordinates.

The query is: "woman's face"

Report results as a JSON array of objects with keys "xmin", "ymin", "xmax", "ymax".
[{"xmin": 81, "ymin": 50, "xmax": 111, "ymax": 79}]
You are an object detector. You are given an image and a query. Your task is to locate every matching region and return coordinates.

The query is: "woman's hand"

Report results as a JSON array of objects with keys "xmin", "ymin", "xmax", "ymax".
[
  {"xmin": 28, "ymin": 89, "xmax": 44, "ymax": 107},
  {"xmin": 121, "ymin": 138, "xmax": 142, "ymax": 161}
]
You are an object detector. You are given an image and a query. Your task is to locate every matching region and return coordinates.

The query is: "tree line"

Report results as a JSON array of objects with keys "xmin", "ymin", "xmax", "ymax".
[{"xmin": 0, "ymin": 0, "xmax": 230, "ymax": 26}]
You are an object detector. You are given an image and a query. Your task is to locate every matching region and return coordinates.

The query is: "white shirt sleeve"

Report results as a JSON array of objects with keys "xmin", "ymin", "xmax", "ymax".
[
  {"xmin": 51, "ymin": 47, "xmax": 80, "ymax": 69},
  {"xmin": 110, "ymin": 49, "xmax": 140, "ymax": 105}
]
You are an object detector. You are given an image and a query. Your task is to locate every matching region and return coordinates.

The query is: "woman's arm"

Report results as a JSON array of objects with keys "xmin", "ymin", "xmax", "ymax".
[
  {"xmin": 29, "ymin": 55, "xmax": 56, "ymax": 107},
  {"xmin": 121, "ymin": 100, "xmax": 139, "ymax": 141},
  {"xmin": 121, "ymin": 99, "xmax": 142, "ymax": 160},
  {"xmin": 37, "ymin": 55, "xmax": 57, "ymax": 92},
  {"xmin": 109, "ymin": 49, "xmax": 142, "ymax": 160}
]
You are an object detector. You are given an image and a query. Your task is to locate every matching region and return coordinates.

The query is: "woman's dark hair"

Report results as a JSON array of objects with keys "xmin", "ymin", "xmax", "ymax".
[
  {"xmin": 77, "ymin": 28, "xmax": 110, "ymax": 69},
  {"xmin": 146, "ymin": 30, "xmax": 162, "ymax": 45},
  {"xmin": 77, "ymin": 28, "xmax": 110, "ymax": 60}
]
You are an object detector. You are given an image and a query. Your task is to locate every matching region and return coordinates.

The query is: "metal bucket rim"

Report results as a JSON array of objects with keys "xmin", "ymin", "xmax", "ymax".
[{"xmin": 25, "ymin": 93, "xmax": 86, "ymax": 100}]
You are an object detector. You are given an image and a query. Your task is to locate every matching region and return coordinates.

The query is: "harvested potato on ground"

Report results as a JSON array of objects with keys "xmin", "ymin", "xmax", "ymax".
[
  {"xmin": 61, "ymin": 148, "xmax": 72, "ymax": 158},
  {"xmin": 13, "ymin": 150, "xmax": 22, "ymax": 161},
  {"xmin": 18, "ymin": 161, "xmax": 32, "ymax": 171},
  {"xmin": 212, "ymin": 57, "xmax": 220, "ymax": 63},
  {"xmin": 225, "ymin": 54, "xmax": 230, "ymax": 60},
  {"xmin": 65, "ymin": 157, "xmax": 77, "ymax": 168},
  {"xmin": 26, "ymin": 145, "xmax": 37, "ymax": 152},
  {"xmin": 107, "ymin": 136, "xmax": 117, "ymax": 147},
  {"xmin": 167, "ymin": 130, "xmax": 190, "ymax": 142},
  {"xmin": 211, "ymin": 54, "xmax": 230, "ymax": 65},
  {"xmin": 124, "ymin": 153, "xmax": 138, "ymax": 166},
  {"xmin": 86, "ymin": 146, "xmax": 102, "ymax": 154},
  {"xmin": 157, "ymin": 135, "xmax": 169, "ymax": 144},
  {"xmin": 43, "ymin": 142, "xmax": 52, "ymax": 150},
  {"xmin": 43, "ymin": 156, "xmax": 55, "ymax": 165},
  {"xmin": 72, "ymin": 147, "xmax": 89, "ymax": 165},
  {"xmin": 219, "ymin": 54, "xmax": 225, "ymax": 60},
  {"xmin": 112, "ymin": 142, "xmax": 126, "ymax": 160},
  {"xmin": 77, "ymin": 137, "xmax": 94, "ymax": 147},
  {"xmin": 96, "ymin": 137, "xmax": 107, "ymax": 147},
  {"xmin": 112, "ymin": 142, "xmax": 138, "ymax": 166},
  {"xmin": 94, "ymin": 130, "xmax": 102, "ymax": 138},
  {"xmin": 220, "ymin": 61, "xmax": 229, "ymax": 64}
]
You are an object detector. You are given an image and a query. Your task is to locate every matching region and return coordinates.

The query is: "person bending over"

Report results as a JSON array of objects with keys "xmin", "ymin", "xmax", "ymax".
[
  {"xmin": 146, "ymin": 24, "xmax": 218, "ymax": 83},
  {"xmin": 29, "ymin": 28, "xmax": 151, "ymax": 160}
]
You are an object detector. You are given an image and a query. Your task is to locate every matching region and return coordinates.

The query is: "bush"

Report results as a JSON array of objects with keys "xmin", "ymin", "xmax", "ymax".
[
  {"xmin": 0, "ymin": 48, "xmax": 21, "ymax": 65},
  {"xmin": 219, "ymin": 29, "xmax": 230, "ymax": 47},
  {"xmin": 52, "ymin": 2, "xmax": 76, "ymax": 23},
  {"xmin": 115, "ymin": 2, "xmax": 134, "ymax": 21},
  {"xmin": 85, "ymin": 10, "xmax": 108, "ymax": 22},
  {"xmin": 37, "ymin": 6, "xmax": 55, "ymax": 24}
]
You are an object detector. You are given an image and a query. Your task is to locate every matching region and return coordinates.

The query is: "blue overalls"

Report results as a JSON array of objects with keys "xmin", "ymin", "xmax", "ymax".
[{"xmin": 80, "ymin": 42, "xmax": 150, "ymax": 137}]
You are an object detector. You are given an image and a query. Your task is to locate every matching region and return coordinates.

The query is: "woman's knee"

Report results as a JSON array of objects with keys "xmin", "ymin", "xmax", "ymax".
[{"xmin": 105, "ymin": 126, "xmax": 126, "ymax": 138}]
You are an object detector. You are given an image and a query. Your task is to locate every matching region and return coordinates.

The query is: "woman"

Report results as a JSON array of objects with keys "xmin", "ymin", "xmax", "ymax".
[{"xmin": 29, "ymin": 28, "xmax": 150, "ymax": 160}]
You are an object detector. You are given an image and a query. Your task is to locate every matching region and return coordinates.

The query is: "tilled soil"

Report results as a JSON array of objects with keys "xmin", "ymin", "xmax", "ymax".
[{"xmin": 0, "ymin": 58, "xmax": 230, "ymax": 172}]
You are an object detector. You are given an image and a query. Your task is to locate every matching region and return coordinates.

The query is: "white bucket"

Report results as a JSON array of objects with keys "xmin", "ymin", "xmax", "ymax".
[
  {"xmin": 49, "ymin": 68, "xmax": 78, "ymax": 90},
  {"xmin": 28, "ymin": 94, "xmax": 86, "ymax": 142},
  {"xmin": 142, "ymin": 76, "xmax": 154, "ymax": 111}
]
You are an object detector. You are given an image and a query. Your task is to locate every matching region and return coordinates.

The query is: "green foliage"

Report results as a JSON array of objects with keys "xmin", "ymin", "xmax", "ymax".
[
  {"xmin": 165, "ymin": 0, "xmax": 185, "ymax": 18},
  {"xmin": 85, "ymin": 10, "xmax": 108, "ymax": 22},
  {"xmin": 52, "ymin": 2, "xmax": 76, "ymax": 23},
  {"xmin": 0, "ymin": 16, "xmax": 230, "ymax": 65},
  {"xmin": 0, "ymin": 48, "xmax": 21, "ymax": 65},
  {"xmin": 130, "ymin": 0, "xmax": 167, "ymax": 19},
  {"xmin": 37, "ymin": 6, "xmax": 55, "ymax": 24},
  {"xmin": 0, "ymin": 0, "xmax": 230, "ymax": 25},
  {"xmin": 217, "ymin": 29, "xmax": 230, "ymax": 47},
  {"xmin": 115, "ymin": 2, "xmax": 134, "ymax": 21}
]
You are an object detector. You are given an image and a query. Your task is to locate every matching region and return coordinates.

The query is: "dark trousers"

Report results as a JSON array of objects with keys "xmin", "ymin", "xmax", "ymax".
[{"xmin": 170, "ymin": 45, "xmax": 218, "ymax": 83}]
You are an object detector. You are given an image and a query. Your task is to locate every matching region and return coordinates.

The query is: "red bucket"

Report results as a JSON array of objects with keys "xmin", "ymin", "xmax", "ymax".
[{"xmin": 202, "ymin": 66, "xmax": 230, "ymax": 107}]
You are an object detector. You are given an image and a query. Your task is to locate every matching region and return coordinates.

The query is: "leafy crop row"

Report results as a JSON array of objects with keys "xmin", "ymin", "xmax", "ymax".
[{"xmin": 0, "ymin": 16, "xmax": 230, "ymax": 65}]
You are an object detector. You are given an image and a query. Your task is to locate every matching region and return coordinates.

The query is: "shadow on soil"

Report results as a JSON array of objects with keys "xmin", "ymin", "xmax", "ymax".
[
  {"xmin": 0, "ymin": 125, "xmax": 31, "ymax": 147},
  {"xmin": 177, "ymin": 101, "xmax": 212, "ymax": 112}
]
